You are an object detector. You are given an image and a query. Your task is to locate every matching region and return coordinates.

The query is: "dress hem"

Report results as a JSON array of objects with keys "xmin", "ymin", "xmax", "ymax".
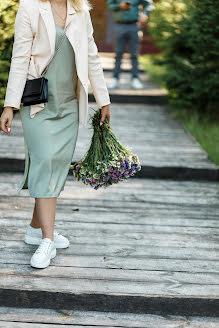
[{"xmin": 28, "ymin": 194, "xmax": 61, "ymax": 198}]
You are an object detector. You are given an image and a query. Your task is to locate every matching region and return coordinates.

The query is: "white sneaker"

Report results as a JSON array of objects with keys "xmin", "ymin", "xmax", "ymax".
[
  {"xmin": 107, "ymin": 77, "xmax": 119, "ymax": 89},
  {"xmin": 131, "ymin": 78, "xmax": 144, "ymax": 89},
  {"xmin": 30, "ymin": 238, "xmax": 56, "ymax": 269},
  {"xmin": 24, "ymin": 225, "xmax": 69, "ymax": 248}
]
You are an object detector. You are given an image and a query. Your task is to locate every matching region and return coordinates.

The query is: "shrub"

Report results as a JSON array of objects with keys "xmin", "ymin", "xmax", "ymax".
[
  {"xmin": 0, "ymin": 0, "xmax": 18, "ymax": 113},
  {"xmin": 148, "ymin": 0, "xmax": 219, "ymax": 115}
]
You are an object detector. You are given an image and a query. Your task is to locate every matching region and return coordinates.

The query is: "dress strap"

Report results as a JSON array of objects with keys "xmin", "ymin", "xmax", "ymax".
[{"xmin": 41, "ymin": 31, "xmax": 66, "ymax": 76}]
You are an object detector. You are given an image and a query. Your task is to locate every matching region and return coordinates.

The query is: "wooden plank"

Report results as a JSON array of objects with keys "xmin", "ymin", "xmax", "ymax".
[
  {"xmin": 1, "ymin": 232, "xmax": 218, "ymax": 249},
  {"xmin": 0, "ymin": 315, "xmax": 219, "ymax": 328},
  {"xmin": 0, "ymin": 172, "xmax": 219, "ymax": 193},
  {"xmin": 1, "ymin": 102, "xmax": 218, "ymax": 177},
  {"xmin": 1, "ymin": 186, "xmax": 219, "ymax": 207},
  {"xmin": 0, "ymin": 199, "xmax": 218, "ymax": 220},
  {"xmin": 1, "ymin": 263, "xmax": 219, "ymax": 285},
  {"xmin": 1, "ymin": 273, "xmax": 219, "ymax": 297},
  {"xmin": 2, "ymin": 217, "xmax": 219, "ymax": 236},
  {"xmin": 1, "ymin": 306, "xmax": 219, "ymax": 328},
  {"xmin": 0, "ymin": 173, "xmax": 218, "ymax": 200},
  {"xmin": 0, "ymin": 287, "xmax": 219, "ymax": 317},
  {"xmin": 1, "ymin": 240, "xmax": 219, "ymax": 260},
  {"xmin": 1, "ymin": 176, "xmax": 219, "ymax": 198},
  {"xmin": 1, "ymin": 200, "xmax": 218, "ymax": 220},
  {"xmin": 1, "ymin": 210, "xmax": 219, "ymax": 226},
  {"xmin": 1, "ymin": 222, "xmax": 219, "ymax": 241},
  {"xmin": 100, "ymin": 52, "xmax": 145, "ymax": 72},
  {"xmin": 0, "ymin": 251, "xmax": 219, "ymax": 275}
]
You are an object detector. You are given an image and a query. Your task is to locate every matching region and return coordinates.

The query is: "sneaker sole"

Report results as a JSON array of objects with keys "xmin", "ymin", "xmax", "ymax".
[
  {"xmin": 25, "ymin": 234, "xmax": 69, "ymax": 249},
  {"xmin": 30, "ymin": 248, "xmax": 56, "ymax": 269}
]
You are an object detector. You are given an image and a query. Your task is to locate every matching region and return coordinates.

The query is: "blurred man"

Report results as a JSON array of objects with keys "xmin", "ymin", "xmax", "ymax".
[{"xmin": 107, "ymin": 0, "xmax": 154, "ymax": 89}]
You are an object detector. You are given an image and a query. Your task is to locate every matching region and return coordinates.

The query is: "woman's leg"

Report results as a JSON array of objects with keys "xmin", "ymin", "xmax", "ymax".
[
  {"xmin": 30, "ymin": 198, "xmax": 57, "ymax": 241},
  {"xmin": 30, "ymin": 202, "xmax": 41, "ymax": 228}
]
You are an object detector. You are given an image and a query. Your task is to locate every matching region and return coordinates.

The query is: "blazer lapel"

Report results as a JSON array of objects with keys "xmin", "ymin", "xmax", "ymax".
[
  {"xmin": 39, "ymin": 0, "xmax": 76, "ymax": 56},
  {"xmin": 39, "ymin": 1, "xmax": 56, "ymax": 56},
  {"xmin": 65, "ymin": 0, "xmax": 77, "ymax": 29}
]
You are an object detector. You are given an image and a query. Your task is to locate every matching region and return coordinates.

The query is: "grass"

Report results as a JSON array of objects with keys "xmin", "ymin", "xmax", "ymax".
[
  {"xmin": 171, "ymin": 107, "xmax": 219, "ymax": 165},
  {"xmin": 139, "ymin": 54, "xmax": 219, "ymax": 165},
  {"xmin": 139, "ymin": 54, "xmax": 166, "ymax": 88}
]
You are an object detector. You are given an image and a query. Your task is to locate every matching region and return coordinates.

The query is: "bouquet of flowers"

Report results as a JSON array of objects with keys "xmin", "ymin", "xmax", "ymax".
[{"xmin": 70, "ymin": 107, "xmax": 141, "ymax": 189}]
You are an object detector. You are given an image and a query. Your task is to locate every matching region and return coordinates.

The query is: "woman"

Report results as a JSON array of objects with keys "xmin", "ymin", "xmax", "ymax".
[{"xmin": 0, "ymin": 0, "xmax": 111, "ymax": 269}]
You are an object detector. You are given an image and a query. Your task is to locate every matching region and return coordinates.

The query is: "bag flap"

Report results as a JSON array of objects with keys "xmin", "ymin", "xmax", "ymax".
[{"xmin": 22, "ymin": 78, "xmax": 45, "ymax": 97}]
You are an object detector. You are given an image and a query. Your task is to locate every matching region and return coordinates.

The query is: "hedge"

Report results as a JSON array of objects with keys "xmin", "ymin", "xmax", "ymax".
[
  {"xmin": 0, "ymin": 0, "xmax": 18, "ymax": 113},
  {"xmin": 148, "ymin": 0, "xmax": 219, "ymax": 116}
]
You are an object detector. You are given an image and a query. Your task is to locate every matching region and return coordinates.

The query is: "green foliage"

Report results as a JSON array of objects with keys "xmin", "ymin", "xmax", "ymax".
[
  {"xmin": 139, "ymin": 54, "xmax": 167, "ymax": 88},
  {"xmin": 139, "ymin": 53, "xmax": 219, "ymax": 165},
  {"xmin": 148, "ymin": 0, "xmax": 219, "ymax": 115},
  {"xmin": 171, "ymin": 107, "xmax": 219, "ymax": 165},
  {"xmin": 0, "ymin": 0, "xmax": 18, "ymax": 113}
]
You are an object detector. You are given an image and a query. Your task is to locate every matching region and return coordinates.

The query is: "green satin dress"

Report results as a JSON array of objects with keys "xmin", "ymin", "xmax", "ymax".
[{"xmin": 17, "ymin": 23, "xmax": 79, "ymax": 198}]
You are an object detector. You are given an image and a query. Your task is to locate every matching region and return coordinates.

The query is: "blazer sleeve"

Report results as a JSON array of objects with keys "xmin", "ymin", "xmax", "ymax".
[
  {"xmin": 3, "ymin": 0, "xmax": 33, "ymax": 110},
  {"xmin": 85, "ymin": 10, "xmax": 111, "ymax": 108}
]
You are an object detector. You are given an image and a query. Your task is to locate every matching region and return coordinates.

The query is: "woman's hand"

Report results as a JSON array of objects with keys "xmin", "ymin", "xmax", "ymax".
[
  {"xmin": 0, "ymin": 107, "xmax": 14, "ymax": 134},
  {"xmin": 100, "ymin": 104, "xmax": 110, "ymax": 126}
]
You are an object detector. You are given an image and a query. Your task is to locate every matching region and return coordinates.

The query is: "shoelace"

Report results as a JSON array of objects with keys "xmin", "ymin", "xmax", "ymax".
[{"xmin": 35, "ymin": 239, "xmax": 52, "ymax": 254}]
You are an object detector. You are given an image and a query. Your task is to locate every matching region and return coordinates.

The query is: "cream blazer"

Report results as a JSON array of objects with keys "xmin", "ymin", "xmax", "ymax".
[{"xmin": 3, "ymin": 0, "xmax": 111, "ymax": 126}]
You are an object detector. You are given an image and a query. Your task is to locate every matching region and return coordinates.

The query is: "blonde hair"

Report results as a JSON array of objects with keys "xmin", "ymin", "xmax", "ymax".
[{"xmin": 40, "ymin": 0, "xmax": 92, "ymax": 12}]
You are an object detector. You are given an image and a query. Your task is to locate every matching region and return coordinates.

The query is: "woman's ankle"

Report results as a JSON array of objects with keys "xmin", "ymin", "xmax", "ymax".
[
  {"xmin": 30, "ymin": 223, "xmax": 41, "ymax": 229},
  {"xmin": 42, "ymin": 235, "xmax": 54, "ymax": 241}
]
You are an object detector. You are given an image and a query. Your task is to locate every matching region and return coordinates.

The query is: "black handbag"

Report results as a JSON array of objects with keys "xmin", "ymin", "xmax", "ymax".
[
  {"xmin": 21, "ymin": 77, "xmax": 48, "ymax": 106},
  {"xmin": 21, "ymin": 31, "xmax": 66, "ymax": 107}
]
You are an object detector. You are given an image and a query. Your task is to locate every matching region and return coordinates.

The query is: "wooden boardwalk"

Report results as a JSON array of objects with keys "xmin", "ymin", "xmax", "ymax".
[
  {"xmin": 0, "ymin": 102, "xmax": 218, "ymax": 180},
  {"xmin": 0, "ymin": 52, "xmax": 219, "ymax": 325},
  {"xmin": 0, "ymin": 52, "xmax": 218, "ymax": 180},
  {"xmin": 0, "ymin": 172, "xmax": 219, "ymax": 319}
]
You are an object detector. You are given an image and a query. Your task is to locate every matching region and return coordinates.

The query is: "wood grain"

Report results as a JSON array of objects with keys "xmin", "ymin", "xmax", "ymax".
[{"xmin": 0, "ymin": 306, "xmax": 219, "ymax": 328}]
